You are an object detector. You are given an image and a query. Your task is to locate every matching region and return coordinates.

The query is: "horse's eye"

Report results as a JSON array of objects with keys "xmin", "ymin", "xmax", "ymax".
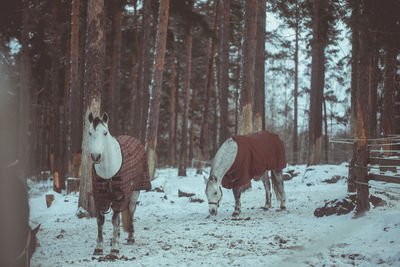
[
  {"xmin": 89, "ymin": 132, "xmax": 92, "ymax": 136},
  {"xmin": 214, "ymin": 192, "xmax": 217, "ymax": 195},
  {"xmin": 104, "ymin": 132, "xmax": 108, "ymax": 136}
]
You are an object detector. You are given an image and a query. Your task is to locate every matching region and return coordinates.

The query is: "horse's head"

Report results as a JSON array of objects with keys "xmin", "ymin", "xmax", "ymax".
[
  {"xmin": 88, "ymin": 112, "xmax": 110, "ymax": 164},
  {"xmin": 204, "ymin": 175, "xmax": 222, "ymax": 216}
]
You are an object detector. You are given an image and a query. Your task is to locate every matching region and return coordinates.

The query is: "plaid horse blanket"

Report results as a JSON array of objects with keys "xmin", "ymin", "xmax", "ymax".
[
  {"xmin": 93, "ymin": 135, "xmax": 151, "ymax": 212},
  {"xmin": 221, "ymin": 131, "xmax": 286, "ymax": 189}
]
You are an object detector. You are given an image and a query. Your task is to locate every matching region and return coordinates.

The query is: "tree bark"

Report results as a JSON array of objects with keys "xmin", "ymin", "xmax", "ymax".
[
  {"xmin": 323, "ymin": 97, "xmax": 328, "ymax": 163},
  {"xmin": 254, "ymin": 0, "xmax": 266, "ymax": 132},
  {"xmin": 18, "ymin": 0, "xmax": 32, "ymax": 180},
  {"xmin": 381, "ymin": 45, "xmax": 397, "ymax": 156},
  {"xmin": 239, "ymin": 0, "xmax": 257, "ymax": 191},
  {"xmin": 169, "ymin": 50, "xmax": 177, "ymax": 167},
  {"xmin": 50, "ymin": 4, "xmax": 62, "ymax": 186},
  {"xmin": 348, "ymin": 0, "xmax": 359, "ymax": 193},
  {"xmin": 239, "ymin": 0, "xmax": 257, "ymax": 136},
  {"xmin": 354, "ymin": 0, "xmax": 371, "ymax": 215},
  {"xmin": 69, "ymin": 0, "xmax": 81, "ymax": 178},
  {"xmin": 109, "ymin": 0, "xmax": 125, "ymax": 135},
  {"xmin": 140, "ymin": 0, "xmax": 154, "ymax": 144},
  {"xmin": 197, "ymin": 0, "xmax": 220, "ymax": 174},
  {"xmin": 146, "ymin": 0, "xmax": 169, "ymax": 181},
  {"xmin": 131, "ymin": 0, "xmax": 142, "ymax": 139},
  {"xmin": 178, "ymin": 18, "xmax": 193, "ymax": 177},
  {"xmin": 218, "ymin": 0, "xmax": 230, "ymax": 145},
  {"xmin": 78, "ymin": 0, "xmax": 105, "ymax": 217},
  {"xmin": 293, "ymin": 2, "xmax": 300, "ymax": 164},
  {"xmin": 308, "ymin": 0, "xmax": 326, "ymax": 166}
]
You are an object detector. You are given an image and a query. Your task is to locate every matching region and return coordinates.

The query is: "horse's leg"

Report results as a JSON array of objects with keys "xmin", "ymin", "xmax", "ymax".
[
  {"xmin": 94, "ymin": 212, "xmax": 105, "ymax": 255},
  {"xmin": 261, "ymin": 171, "xmax": 272, "ymax": 210},
  {"xmin": 232, "ymin": 186, "xmax": 242, "ymax": 217},
  {"xmin": 271, "ymin": 170, "xmax": 286, "ymax": 210},
  {"xmin": 110, "ymin": 210, "xmax": 121, "ymax": 255},
  {"xmin": 126, "ymin": 191, "xmax": 140, "ymax": 244}
]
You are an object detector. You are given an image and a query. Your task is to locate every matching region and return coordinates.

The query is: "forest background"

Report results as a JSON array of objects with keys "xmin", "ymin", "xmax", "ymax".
[{"xmin": 0, "ymin": 0, "xmax": 399, "ymax": 215}]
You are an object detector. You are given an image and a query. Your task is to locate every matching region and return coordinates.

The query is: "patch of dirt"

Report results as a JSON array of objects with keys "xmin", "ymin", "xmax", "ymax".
[
  {"xmin": 92, "ymin": 254, "xmax": 136, "ymax": 262},
  {"xmin": 178, "ymin": 190, "xmax": 195, "ymax": 198},
  {"xmin": 323, "ymin": 175, "xmax": 345, "ymax": 184},
  {"xmin": 283, "ymin": 169, "xmax": 300, "ymax": 181},
  {"xmin": 314, "ymin": 194, "xmax": 387, "ymax": 217},
  {"xmin": 189, "ymin": 197, "xmax": 204, "ymax": 203}
]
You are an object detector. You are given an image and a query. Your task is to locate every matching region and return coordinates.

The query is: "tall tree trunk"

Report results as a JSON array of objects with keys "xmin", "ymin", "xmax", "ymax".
[
  {"xmin": 18, "ymin": 0, "xmax": 32, "ymax": 180},
  {"xmin": 109, "ymin": 0, "xmax": 124, "ymax": 135},
  {"xmin": 140, "ymin": 0, "xmax": 153, "ymax": 144},
  {"xmin": 234, "ymin": 49, "xmax": 241, "ymax": 135},
  {"xmin": 254, "ymin": 0, "xmax": 266, "ymax": 132},
  {"xmin": 293, "ymin": 2, "xmax": 300, "ymax": 164},
  {"xmin": 308, "ymin": 0, "xmax": 326, "ymax": 166},
  {"xmin": 78, "ymin": 0, "xmax": 105, "ymax": 217},
  {"xmin": 323, "ymin": 97, "xmax": 328, "ymax": 163},
  {"xmin": 62, "ymin": 5, "xmax": 71, "ymax": 187},
  {"xmin": 239, "ymin": 0, "xmax": 257, "ymax": 191},
  {"xmin": 131, "ymin": 0, "xmax": 142, "ymax": 139},
  {"xmin": 218, "ymin": 0, "xmax": 230, "ymax": 145},
  {"xmin": 354, "ymin": 0, "xmax": 371, "ymax": 215},
  {"xmin": 381, "ymin": 45, "xmax": 397, "ymax": 155},
  {"xmin": 239, "ymin": 0, "xmax": 257, "ymax": 136},
  {"xmin": 197, "ymin": 0, "xmax": 220, "ymax": 174},
  {"xmin": 69, "ymin": 0, "xmax": 81, "ymax": 177},
  {"xmin": 368, "ymin": 49, "xmax": 378, "ymax": 140},
  {"xmin": 348, "ymin": 0, "xmax": 359, "ymax": 193},
  {"xmin": 178, "ymin": 19, "xmax": 193, "ymax": 177},
  {"xmin": 50, "ymin": 4, "xmax": 62, "ymax": 187},
  {"xmin": 169, "ymin": 49, "xmax": 177, "ymax": 167},
  {"xmin": 146, "ymin": 0, "xmax": 169, "ymax": 181}
]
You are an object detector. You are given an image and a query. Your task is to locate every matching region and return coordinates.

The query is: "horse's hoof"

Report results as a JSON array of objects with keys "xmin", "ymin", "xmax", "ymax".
[
  {"xmin": 93, "ymin": 248, "xmax": 103, "ymax": 255},
  {"xmin": 261, "ymin": 206, "xmax": 269, "ymax": 211},
  {"xmin": 232, "ymin": 211, "xmax": 240, "ymax": 217},
  {"xmin": 280, "ymin": 206, "xmax": 286, "ymax": 211},
  {"xmin": 110, "ymin": 249, "xmax": 119, "ymax": 255},
  {"xmin": 126, "ymin": 238, "xmax": 135, "ymax": 245}
]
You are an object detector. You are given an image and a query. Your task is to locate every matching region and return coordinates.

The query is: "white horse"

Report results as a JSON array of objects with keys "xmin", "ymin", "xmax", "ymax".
[
  {"xmin": 204, "ymin": 134, "xmax": 286, "ymax": 217},
  {"xmin": 88, "ymin": 112, "xmax": 142, "ymax": 256}
]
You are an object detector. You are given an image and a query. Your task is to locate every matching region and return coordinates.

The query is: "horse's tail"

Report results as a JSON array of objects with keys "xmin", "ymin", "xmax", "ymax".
[{"xmin": 121, "ymin": 207, "xmax": 132, "ymax": 233}]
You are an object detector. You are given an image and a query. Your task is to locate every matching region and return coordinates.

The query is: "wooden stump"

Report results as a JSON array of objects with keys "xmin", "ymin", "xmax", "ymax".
[
  {"xmin": 46, "ymin": 194, "xmax": 55, "ymax": 208},
  {"xmin": 53, "ymin": 171, "xmax": 61, "ymax": 193},
  {"xmin": 67, "ymin": 177, "xmax": 80, "ymax": 194}
]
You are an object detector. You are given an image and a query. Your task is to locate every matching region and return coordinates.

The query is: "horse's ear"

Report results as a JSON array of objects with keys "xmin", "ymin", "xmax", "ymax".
[
  {"xmin": 101, "ymin": 112, "xmax": 109, "ymax": 124},
  {"xmin": 32, "ymin": 224, "xmax": 41, "ymax": 235},
  {"xmin": 88, "ymin": 112, "xmax": 93, "ymax": 123},
  {"xmin": 203, "ymin": 176, "xmax": 208, "ymax": 184}
]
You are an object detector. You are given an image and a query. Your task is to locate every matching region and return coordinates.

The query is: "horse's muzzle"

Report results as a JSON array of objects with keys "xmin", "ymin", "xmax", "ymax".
[
  {"xmin": 209, "ymin": 208, "xmax": 217, "ymax": 216},
  {"xmin": 91, "ymin": 153, "xmax": 101, "ymax": 163}
]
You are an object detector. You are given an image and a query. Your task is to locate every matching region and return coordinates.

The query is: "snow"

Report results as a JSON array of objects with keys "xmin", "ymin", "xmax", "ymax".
[{"xmin": 29, "ymin": 164, "xmax": 400, "ymax": 266}]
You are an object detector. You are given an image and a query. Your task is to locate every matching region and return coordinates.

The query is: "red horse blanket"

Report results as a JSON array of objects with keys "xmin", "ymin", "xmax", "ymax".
[
  {"xmin": 221, "ymin": 131, "xmax": 286, "ymax": 189},
  {"xmin": 93, "ymin": 135, "xmax": 151, "ymax": 212}
]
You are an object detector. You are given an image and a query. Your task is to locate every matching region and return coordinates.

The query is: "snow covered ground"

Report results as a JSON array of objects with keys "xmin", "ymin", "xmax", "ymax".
[{"xmin": 29, "ymin": 164, "xmax": 400, "ymax": 266}]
